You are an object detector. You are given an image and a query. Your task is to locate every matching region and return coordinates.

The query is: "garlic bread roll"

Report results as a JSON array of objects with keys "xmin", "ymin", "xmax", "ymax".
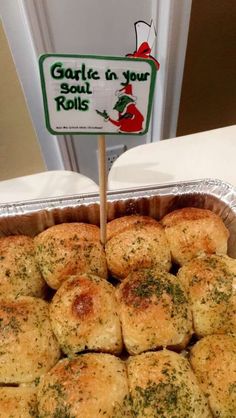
[
  {"xmin": 0, "ymin": 296, "xmax": 60, "ymax": 384},
  {"xmin": 117, "ymin": 268, "xmax": 192, "ymax": 354},
  {"xmin": 106, "ymin": 215, "xmax": 158, "ymax": 240},
  {"xmin": 127, "ymin": 350, "xmax": 212, "ymax": 418},
  {"xmin": 161, "ymin": 208, "xmax": 229, "ymax": 266},
  {"xmin": 178, "ymin": 255, "xmax": 236, "ymax": 337},
  {"xmin": 190, "ymin": 334, "xmax": 236, "ymax": 418},
  {"xmin": 38, "ymin": 353, "xmax": 131, "ymax": 418},
  {"xmin": 35, "ymin": 223, "xmax": 107, "ymax": 289},
  {"xmin": 0, "ymin": 386, "xmax": 38, "ymax": 418},
  {"xmin": 50, "ymin": 274, "xmax": 122, "ymax": 355},
  {"xmin": 106, "ymin": 215, "xmax": 171, "ymax": 280},
  {"xmin": 0, "ymin": 235, "xmax": 46, "ymax": 298}
]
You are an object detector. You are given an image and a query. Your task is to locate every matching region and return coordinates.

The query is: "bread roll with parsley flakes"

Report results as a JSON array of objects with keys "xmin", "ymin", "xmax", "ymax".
[
  {"xmin": 127, "ymin": 350, "xmax": 212, "ymax": 418},
  {"xmin": 106, "ymin": 215, "xmax": 159, "ymax": 240},
  {"xmin": 117, "ymin": 268, "xmax": 192, "ymax": 354},
  {"xmin": 0, "ymin": 296, "xmax": 60, "ymax": 384},
  {"xmin": 190, "ymin": 334, "xmax": 236, "ymax": 417},
  {"xmin": 0, "ymin": 235, "xmax": 46, "ymax": 298},
  {"xmin": 106, "ymin": 215, "xmax": 171, "ymax": 280},
  {"xmin": 37, "ymin": 353, "xmax": 131, "ymax": 418},
  {"xmin": 161, "ymin": 207, "xmax": 229, "ymax": 266},
  {"xmin": 0, "ymin": 386, "xmax": 38, "ymax": 417},
  {"xmin": 50, "ymin": 273, "xmax": 122, "ymax": 355},
  {"xmin": 177, "ymin": 254, "xmax": 236, "ymax": 337},
  {"xmin": 35, "ymin": 222, "xmax": 107, "ymax": 289}
]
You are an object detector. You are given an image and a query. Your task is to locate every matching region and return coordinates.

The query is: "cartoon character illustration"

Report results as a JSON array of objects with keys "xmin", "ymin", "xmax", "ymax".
[
  {"xmin": 96, "ymin": 84, "xmax": 144, "ymax": 133},
  {"xmin": 126, "ymin": 20, "xmax": 160, "ymax": 69}
]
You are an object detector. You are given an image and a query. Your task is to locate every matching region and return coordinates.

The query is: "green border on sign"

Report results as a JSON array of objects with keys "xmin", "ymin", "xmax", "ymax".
[{"xmin": 39, "ymin": 54, "xmax": 157, "ymax": 136}]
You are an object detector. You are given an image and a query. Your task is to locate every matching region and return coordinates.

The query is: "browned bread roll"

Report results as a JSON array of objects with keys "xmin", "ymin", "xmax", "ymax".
[
  {"xmin": 190, "ymin": 334, "xmax": 236, "ymax": 417},
  {"xmin": 178, "ymin": 254, "xmax": 236, "ymax": 337},
  {"xmin": 50, "ymin": 273, "xmax": 122, "ymax": 355},
  {"xmin": 106, "ymin": 215, "xmax": 158, "ymax": 240},
  {"xmin": 106, "ymin": 215, "xmax": 171, "ymax": 280},
  {"xmin": 0, "ymin": 235, "xmax": 46, "ymax": 298},
  {"xmin": 37, "ymin": 353, "xmax": 130, "ymax": 418},
  {"xmin": 0, "ymin": 296, "xmax": 60, "ymax": 384},
  {"xmin": 0, "ymin": 386, "xmax": 38, "ymax": 417},
  {"xmin": 161, "ymin": 207, "xmax": 229, "ymax": 266},
  {"xmin": 35, "ymin": 222, "xmax": 107, "ymax": 289},
  {"xmin": 127, "ymin": 350, "xmax": 212, "ymax": 417},
  {"xmin": 117, "ymin": 267, "xmax": 192, "ymax": 354}
]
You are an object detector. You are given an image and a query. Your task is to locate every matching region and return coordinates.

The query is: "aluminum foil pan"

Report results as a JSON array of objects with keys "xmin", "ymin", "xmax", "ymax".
[{"xmin": 0, "ymin": 178, "xmax": 236, "ymax": 256}]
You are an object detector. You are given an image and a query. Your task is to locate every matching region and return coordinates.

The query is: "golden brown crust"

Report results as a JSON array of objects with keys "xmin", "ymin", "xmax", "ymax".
[
  {"xmin": 106, "ymin": 218, "xmax": 171, "ymax": 280},
  {"xmin": 117, "ymin": 268, "xmax": 192, "ymax": 354},
  {"xmin": 37, "ymin": 353, "xmax": 130, "ymax": 418},
  {"xmin": 190, "ymin": 334, "xmax": 236, "ymax": 417},
  {"xmin": 0, "ymin": 296, "xmax": 60, "ymax": 384},
  {"xmin": 177, "ymin": 254, "xmax": 236, "ymax": 337},
  {"xmin": 127, "ymin": 350, "xmax": 212, "ymax": 418},
  {"xmin": 161, "ymin": 207, "xmax": 229, "ymax": 265},
  {"xmin": 107, "ymin": 215, "xmax": 159, "ymax": 241},
  {"xmin": 35, "ymin": 223, "xmax": 107, "ymax": 289},
  {"xmin": 50, "ymin": 274, "xmax": 122, "ymax": 355},
  {"xmin": 0, "ymin": 386, "xmax": 38, "ymax": 417},
  {"xmin": 162, "ymin": 207, "xmax": 219, "ymax": 225},
  {"xmin": 0, "ymin": 235, "xmax": 46, "ymax": 298}
]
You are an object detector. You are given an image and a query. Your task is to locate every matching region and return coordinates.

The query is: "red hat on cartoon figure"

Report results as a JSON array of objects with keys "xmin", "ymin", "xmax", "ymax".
[{"xmin": 116, "ymin": 84, "xmax": 136, "ymax": 100}]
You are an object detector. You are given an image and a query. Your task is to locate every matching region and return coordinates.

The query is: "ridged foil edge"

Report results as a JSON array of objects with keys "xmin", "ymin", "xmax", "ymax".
[{"xmin": 0, "ymin": 178, "xmax": 236, "ymax": 256}]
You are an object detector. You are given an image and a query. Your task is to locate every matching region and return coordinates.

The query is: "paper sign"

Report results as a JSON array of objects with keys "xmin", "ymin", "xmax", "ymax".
[{"xmin": 39, "ymin": 54, "xmax": 156, "ymax": 135}]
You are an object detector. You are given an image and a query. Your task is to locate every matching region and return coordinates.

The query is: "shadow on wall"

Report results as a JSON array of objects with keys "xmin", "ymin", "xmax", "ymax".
[
  {"xmin": 0, "ymin": 22, "xmax": 45, "ymax": 181},
  {"xmin": 177, "ymin": 0, "xmax": 236, "ymax": 136}
]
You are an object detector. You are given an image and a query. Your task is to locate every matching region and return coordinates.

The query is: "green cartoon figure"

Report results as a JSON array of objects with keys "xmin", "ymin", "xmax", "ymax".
[{"xmin": 96, "ymin": 84, "xmax": 144, "ymax": 133}]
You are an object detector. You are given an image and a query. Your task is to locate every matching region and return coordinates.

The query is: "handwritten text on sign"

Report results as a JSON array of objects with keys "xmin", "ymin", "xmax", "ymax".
[{"xmin": 39, "ymin": 55, "xmax": 156, "ymax": 135}]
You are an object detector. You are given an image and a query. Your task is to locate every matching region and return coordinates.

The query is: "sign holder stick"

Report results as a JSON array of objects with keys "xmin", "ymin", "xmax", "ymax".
[{"xmin": 98, "ymin": 134, "xmax": 107, "ymax": 246}]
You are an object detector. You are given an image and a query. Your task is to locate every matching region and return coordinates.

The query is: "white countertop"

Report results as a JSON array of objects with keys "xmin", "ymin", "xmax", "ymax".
[
  {"xmin": 108, "ymin": 125, "xmax": 236, "ymax": 189},
  {"xmin": 0, "ymin": 171, "xmax": 99, "ymax": 204},
  {"xmin": 1, "ymin": 126, "xmax": 235, "ymax": 204}
]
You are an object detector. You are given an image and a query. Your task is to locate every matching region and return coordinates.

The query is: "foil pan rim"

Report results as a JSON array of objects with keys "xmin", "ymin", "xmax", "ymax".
[{"xmin": 0, "ymin": 178, "xmax": 236, "ymax": 217}]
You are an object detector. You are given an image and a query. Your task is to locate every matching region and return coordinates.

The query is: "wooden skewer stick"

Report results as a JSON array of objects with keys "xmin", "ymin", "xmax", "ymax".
[{"xmin": 98, "ymin": 134, "xmax": 107, "ymax": 246}]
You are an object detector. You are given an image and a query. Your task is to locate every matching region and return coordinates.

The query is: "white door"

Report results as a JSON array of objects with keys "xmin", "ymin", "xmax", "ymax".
[{"xmin": 1, "ymin": 0, "xmax": 192, "ymax": 182}]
